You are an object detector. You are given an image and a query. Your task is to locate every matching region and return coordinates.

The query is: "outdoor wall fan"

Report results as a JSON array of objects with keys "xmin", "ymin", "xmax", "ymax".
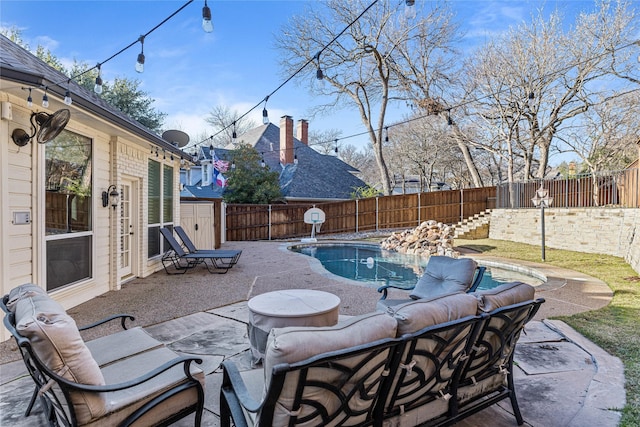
[{"xmin": 11, "ymin": 109, "xmax": 71, "ymax": 147}]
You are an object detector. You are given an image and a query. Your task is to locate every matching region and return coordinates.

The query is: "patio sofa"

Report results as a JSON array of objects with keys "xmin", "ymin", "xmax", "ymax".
[
  {"xmin": 220, "ymin": 281, "xmax": 544, "ymax": 427},
  {"xmin": 1, "ymin": 284, "xmax": 205, "ymax": 427}
]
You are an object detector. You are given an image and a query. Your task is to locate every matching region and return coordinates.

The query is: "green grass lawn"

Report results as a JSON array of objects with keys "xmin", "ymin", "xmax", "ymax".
[{"xmin": 455, "ymin": 238, "xmax": 640, "ymax": 426}]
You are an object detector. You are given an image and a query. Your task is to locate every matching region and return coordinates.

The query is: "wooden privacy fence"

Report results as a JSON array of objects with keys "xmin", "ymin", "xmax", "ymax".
[
  {"xmin": 496, "ymin": 168, "xmax": 639, "ymax": 209},
  {"xmin": 225, "ymin": 187, "xmax": 496, "ymax": 241}
]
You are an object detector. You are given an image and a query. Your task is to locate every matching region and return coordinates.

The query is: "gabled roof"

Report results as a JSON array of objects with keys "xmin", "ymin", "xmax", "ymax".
[
  {"xmin": 0, "ymin": 35, "xmax": 182, "ymax": 155},
  {"xmin": 231, "ymin": 123, "xmax": 367, "ymax": 201}
]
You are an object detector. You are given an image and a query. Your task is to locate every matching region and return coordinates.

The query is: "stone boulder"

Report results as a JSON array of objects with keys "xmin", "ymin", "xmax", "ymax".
[{"xmin": 380, "ymin": 220, "xmax": 459, "ymax": 258}]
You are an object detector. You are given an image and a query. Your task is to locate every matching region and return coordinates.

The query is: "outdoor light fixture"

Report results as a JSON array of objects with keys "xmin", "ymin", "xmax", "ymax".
[
  {"xmin": 262, "ymin": 96, "xmax": 270, "ymax": 125},
  {"xmin": 26, "ymin": 88, "xmax": 33, "ymax": 107},
  {"xmin": 314, "ymin": 52, "xmax": 324, "ymax": 80},
  {"xmin": 531, "ymin": 184, "xmax": 553, "ymax": 261},
  {"xmin": 202, "ymin": 0, "xmax": 213, "ymax": 33},
  {"xmin": 405, "ymin": 0, "xmax": 416, "ymax": 19},
  {"xmin": 136, "ymin": 36, "xmax": 145, "ymax": 73},
  {"xmin": 41, "ymin": 88, "xmax": 49, "ymax": 108},
  {"xmin": 102, "ymin": 185, "xmax": 120, "ymax": 210},
  {"xmin": 94, "ymin": 65, "xmax": 103, "ymax": 94},
  {"xmin": 64, "ymin": 81, "xmax": 72, "ymax": 106}
]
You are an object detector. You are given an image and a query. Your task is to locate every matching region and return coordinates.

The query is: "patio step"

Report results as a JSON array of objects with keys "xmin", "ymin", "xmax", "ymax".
[{"xmin": 452, "ymin": 209, "xmax": 492, "ymax": 239}]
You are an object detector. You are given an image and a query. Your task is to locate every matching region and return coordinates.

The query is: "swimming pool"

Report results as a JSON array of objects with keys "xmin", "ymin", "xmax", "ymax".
[{"xmin": 289, "ymin": 243, "xmax": 544, "ymax": 290}]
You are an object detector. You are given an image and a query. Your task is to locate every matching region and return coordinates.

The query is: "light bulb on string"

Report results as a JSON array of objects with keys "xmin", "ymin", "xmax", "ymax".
[
  {"xmin": 42, "ymin": 87, "xmax": 49, "ymax": 108},
  {"xmin": 135, "ymin": 36, "xmax": 145, "ymax": 73},
  {"xmin": 64, "ymin": 80, "xmax": 72, "ymax": 105},
  {"xmin": 26, "ymin": 88, "xmax": 33, "ymax": 107},
  {"xmin": 64, "ymin": 90, "xmax": 72, "ymax": 106},
  {"xmin": 94, "ymin": 64, "xmax": 103, "ymax": 94},
  {"xmin": 202, "ymin": 0, "xmax": 213, "ymax": 33},
  {"xmin": 334, "ymin": 139, "xmax": 339, "ymax": 154},
  {"xmin": 294, "ymin": 153, "xmax": 298, "ymax": 164},
  {"xmin": 405, "ymin": 0, "xmax": 416, "ymax": 19},
  {"xmin": 232, "ymin": 122, "xmax": 237, "ymax": 141},
  {"xmin": 384, "ymin": 127, "xmax": 389, "ymax": 143},
  {"xmin": 262, "ymin": 96, "xmax": 270, "ymax": 125},
  {"xmin": 314, "ymin": 52, "xmax": 324, "ymax": 80},
  {"xmin": 260, "ymin": 153, "xmax": 265, "ymax": 168}
]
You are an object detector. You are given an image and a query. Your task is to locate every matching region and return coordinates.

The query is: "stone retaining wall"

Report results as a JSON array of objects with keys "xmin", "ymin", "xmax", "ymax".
[{"xmin": 489, "ymin": 208, "xmax": 640, "ymax": 274}]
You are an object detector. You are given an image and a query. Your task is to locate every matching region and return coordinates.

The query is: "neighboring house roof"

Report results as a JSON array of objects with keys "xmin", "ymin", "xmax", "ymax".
[
  {"xmin": 0, "ymin": 35, "xmax": 182, "ymax": 155},
  {"xmin": 231, "ymin": 122, "xmax": 367, "ymax": 201}
]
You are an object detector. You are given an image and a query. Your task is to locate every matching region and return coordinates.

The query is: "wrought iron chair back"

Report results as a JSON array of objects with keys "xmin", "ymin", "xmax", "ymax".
[
  {"xmin": 451, "ymin": 298, "xmax": 545, "ymax": 425},
  {"xmin": 221, "ymin": 338, "xmax": 401, "ymax": 427},
  {"xmin": 381, "ymin": 314, "xmax": 485, "ymax": 425}
]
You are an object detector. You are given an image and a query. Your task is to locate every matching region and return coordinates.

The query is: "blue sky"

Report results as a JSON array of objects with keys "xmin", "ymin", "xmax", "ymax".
[{"xmin": 1, "ymin": 0, "xmax": 598, "ymax": 154}]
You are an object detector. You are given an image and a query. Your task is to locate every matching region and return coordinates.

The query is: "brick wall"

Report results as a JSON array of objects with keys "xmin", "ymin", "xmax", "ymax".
[{"xmin": 489, "ymin": 208, "xmax": 640, "ymax": 274}]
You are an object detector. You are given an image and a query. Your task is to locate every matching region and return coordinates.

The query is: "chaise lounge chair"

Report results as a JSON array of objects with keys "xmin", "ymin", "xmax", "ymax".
[
  {"xmin": 160, "ymin": 227, "xmax": 241, "ymax": 274},
  {"xmin": 174, "ymin": 226, "xmax": 241, "ymax": 266},
  {"xmin": 376, "ymin": 255, "xmax": 485, "ymax": 311}
]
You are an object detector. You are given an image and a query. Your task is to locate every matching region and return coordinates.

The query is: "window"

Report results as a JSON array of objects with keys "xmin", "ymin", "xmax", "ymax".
[
  {"xmin": 45, "ymin": 130, "xmax": 93, "ymax": 291},
  {"xmin": 148, "ymin": 160, "xmax": 174, "ymax": 258}
]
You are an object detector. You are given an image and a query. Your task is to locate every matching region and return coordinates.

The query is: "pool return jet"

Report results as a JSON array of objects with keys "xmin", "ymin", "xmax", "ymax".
[{"xmin": 302, "ymin": 207, "xmax": 325, "ymax": 243}]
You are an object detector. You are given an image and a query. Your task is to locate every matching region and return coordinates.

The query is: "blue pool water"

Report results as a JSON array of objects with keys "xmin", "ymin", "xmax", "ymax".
[{"xmin": 290, "ymin": 243, "xmax": 543, "ymax": 290}]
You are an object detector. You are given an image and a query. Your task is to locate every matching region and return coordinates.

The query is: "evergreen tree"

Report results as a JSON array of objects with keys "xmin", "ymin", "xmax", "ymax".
[{"xmin": 223, "ymin": 144, "xmax": 283, "ymax": 204}]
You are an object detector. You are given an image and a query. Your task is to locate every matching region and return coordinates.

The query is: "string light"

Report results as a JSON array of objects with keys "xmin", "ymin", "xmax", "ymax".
[
  {"xmin": 41, "ymin": 87, "xmax": 49, "ymax": 108},
  {"xmin": 260, "ymin": 153, "xmax": 266, "ymax": 168},
  {"xmin": 384, "ymin": 127, "xmax": 389, "ymax": 142},
  {"xmin": 202, "ymin": 0, "xmax": 214, "ymax": 33},
  {"xmin": 94, "ymin": 64, "xmax": 103, "ymax": 94},
  {"xmin": 262, "ymin": 96, "xmax": 270, "ymax": 125},
  {"xmin": 315, "ymin": 52, "xmax": 324, "ymax": 80},
  {"xmin": 294, "ymin": 153, "xmax": 298, "ymax": 164},
  {"xmin": 26, "ymin": 88, "xmax": 33, "ymax": 107},
  {"xmin": 334, "ymin": 139, "xmax": 339, "ymax": 154},
  {"xmin": 64, "ymin": 80, "xmax": 72, "ymax": 106},
  {"xmin": 232, "ymin": 122, "xmax": 237, "ymax": 141},
  {"xmin": 405, "ymin": 0, "xmax": 416, "ymax": 19},
  {"xmin": 135, "ymin": 36, "xmax": 145, "ymax": 73}
]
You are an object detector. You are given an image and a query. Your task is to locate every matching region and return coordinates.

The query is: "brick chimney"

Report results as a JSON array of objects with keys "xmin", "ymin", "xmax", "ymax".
[
  {"xmin": 296, "ymin": 119, "xmax": 308, "ymax": 145},
  {"xmin": 280, "ymin": 115, "xmax": 294, "ymax": 165}
]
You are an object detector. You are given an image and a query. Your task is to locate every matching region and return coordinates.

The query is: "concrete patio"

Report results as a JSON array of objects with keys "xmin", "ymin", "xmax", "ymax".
[{"xmin": 0, "ymin": 239, "xmax": 626, "ymax": 426}]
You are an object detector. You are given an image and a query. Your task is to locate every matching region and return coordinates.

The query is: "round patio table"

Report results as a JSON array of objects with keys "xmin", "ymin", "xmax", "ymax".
[{"xmin": 247, "ymin": 289, "xmax": 341, "ymax": 365}]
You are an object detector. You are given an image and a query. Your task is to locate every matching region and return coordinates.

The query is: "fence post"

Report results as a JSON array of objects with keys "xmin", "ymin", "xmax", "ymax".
[
  {"xmin": 355, "ymin": 199, "xmax": 359, "ymax": 233},
  {"xmin": 460, "ymin": 188, "xmax": 464, "ymax": 223},
  {"xmin": 417, "ymin": 192, "xmax": 421, "ymax": 225},
  {"xmin": 376, "ymin": 197, "xmax": 379, "ymax": 231},
  {"xmin": 268, "ymin": 204, "xmax": 272, "ymax": 241},
  {"xmin": 221, "ymin": 202, "xmax": 227, "ymax": 243}
]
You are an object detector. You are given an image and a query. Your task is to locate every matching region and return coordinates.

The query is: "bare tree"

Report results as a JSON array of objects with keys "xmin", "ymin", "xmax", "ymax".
[
  {"xmin": 204, "ymin": 105, "xmax": 257, "ymax": 148},
  {"xmin": 561, "ymin": 90, "xmax": 640, "ymax": 204},
  {"xmin": 308, "ymin": 128, "xmax": 343, "ymax": 155},
  {"xmin": 275, "ymin": 0, "xmax": 458, "ymax": 195},
  {"xmin": 460, "ymin": 1, "xmax": 638, "ymax": 184}
]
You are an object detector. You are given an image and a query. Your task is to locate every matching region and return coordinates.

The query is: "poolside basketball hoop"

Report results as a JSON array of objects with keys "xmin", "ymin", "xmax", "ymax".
[{"xmin": 302, "ymin": 207, "xmax": 325, "ymax": 242}]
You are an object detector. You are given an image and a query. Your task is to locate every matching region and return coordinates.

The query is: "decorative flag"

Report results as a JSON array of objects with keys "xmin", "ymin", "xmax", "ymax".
[
  {"xmin": 216, "ymin": 170, "xmax": 227, "ymax": 187},
  {"xmin": 212, "ymin": 150, "xmax": 229, "ymax": 173}
]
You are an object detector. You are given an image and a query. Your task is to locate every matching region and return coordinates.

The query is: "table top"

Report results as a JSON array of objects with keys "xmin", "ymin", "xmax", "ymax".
[{"xmin": 248, "ymin": 289, "xmax": 341, "ymax": 317}]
